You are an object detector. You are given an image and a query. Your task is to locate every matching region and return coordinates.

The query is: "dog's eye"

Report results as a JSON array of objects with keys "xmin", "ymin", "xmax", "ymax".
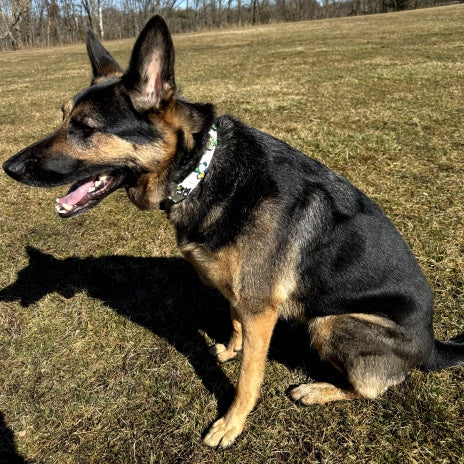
[{"xmin": 70, "ymin": 118, "xmax": 96, "ymax": 138}]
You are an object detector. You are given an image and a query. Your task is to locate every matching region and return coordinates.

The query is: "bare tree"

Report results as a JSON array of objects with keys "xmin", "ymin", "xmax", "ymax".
[
  {"xmin": 0, "ymin": 0, "xmax": 458, "ymax": 50},
  {"xmin": 0, "ymin": 0, "xmax": 30, "ymax": 48}
]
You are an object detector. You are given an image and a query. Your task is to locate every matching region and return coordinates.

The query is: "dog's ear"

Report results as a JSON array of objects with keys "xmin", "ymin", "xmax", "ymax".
[
  {"xmin": 123, "ymin": 15, "xmax": 176, "ymax": 112},
  {"xmin": 86, "ymin": 30, "xmax": 123, "ymax": 83}
]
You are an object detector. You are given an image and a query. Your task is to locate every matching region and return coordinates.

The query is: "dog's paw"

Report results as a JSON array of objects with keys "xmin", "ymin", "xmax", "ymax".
[
  {"xmin": 288, "ymin": 382, "xmax": 359, "ymax": 405},
  {"xmin": 288, "ymin": 383, "xmax": 322, "ymax": 405},
  {"xmin": 203, "ymin": 416, "xmax": 244, "ymax": 449},
  {"xmin": 209, "ymin": 343, "xmax": 240, "ymax": 363}
]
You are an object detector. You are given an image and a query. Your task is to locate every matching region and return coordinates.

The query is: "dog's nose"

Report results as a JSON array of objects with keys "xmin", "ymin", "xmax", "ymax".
[{"xmin": 3, "ymin": 156, "xmax": 26, "ymax": 181}]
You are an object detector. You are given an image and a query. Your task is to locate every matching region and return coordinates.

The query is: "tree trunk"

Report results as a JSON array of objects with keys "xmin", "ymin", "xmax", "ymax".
[{"xmin": 97, "ymin": 0, "xmax": 103, "ymax": 38}]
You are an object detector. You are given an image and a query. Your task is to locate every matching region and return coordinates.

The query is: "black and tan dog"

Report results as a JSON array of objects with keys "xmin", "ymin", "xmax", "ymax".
[{"xmin": 3, "ymin": 16, "xmax": 464, "ymax": 449}]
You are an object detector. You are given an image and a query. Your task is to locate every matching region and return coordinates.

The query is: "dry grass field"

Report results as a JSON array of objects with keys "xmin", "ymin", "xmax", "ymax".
[{"xmin": 0, "ymin": 5, "xmax": 463, "ymax": 463}]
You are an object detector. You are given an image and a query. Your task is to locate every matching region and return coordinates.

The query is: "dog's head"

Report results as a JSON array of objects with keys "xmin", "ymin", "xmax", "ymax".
[{"xmin": 3, "ymin": 16, "xmax": 214, "ymax": 217}]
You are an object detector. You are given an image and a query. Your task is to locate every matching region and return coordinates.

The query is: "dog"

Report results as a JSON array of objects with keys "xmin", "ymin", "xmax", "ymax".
[{"xmin": 3, "ymin": 15, "xmax": 464, "ymax": 449}]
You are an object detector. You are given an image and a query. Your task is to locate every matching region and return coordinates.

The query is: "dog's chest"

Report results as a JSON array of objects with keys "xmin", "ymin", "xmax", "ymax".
[
  {"xmin": 180, "ymin": 243, "xmax": 239, "ymax": 304},
  {"xmin": 180, "ymin": 241, "xmax": 305, "ymax": 320}
]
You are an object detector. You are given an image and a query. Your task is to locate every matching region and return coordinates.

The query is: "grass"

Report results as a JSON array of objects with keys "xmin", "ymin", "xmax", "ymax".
[{"xmin": 1, "ymin": 4, "xmax": 464, "ymax": 463}]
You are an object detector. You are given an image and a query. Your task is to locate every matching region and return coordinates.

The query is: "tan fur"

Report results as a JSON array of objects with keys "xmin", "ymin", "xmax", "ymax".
[
  {"xmin": 210, "ymin": 306, "xmax": 243, "ymax": 363},
  {"xmin": 203, "ymin": 307, "xmax": 279, "ymax": 448},
  {"xmin": 309, "ymin": 316, "xmax": 336, "ymax": 361},
  {"xmin": 126, "ymin": 172, "xmax": 167, "ymax": 210},
  {"xmin": 124, "ymin": 100, "xmax": 199, "ymax": 208},
  {"xmin": 272, "ymin": 261, "xmax": 298, "ymax": 306},
  {"xmin": 154, "ymin": 100, "xmax": 196, "ymax": 151},
  {"xmin": 272, "ymin": 240, "xmax": 304, "ymax": 321},
  {"xmin": 308, "ymin": 314, "xmax": 408, "ymax": 401},
  {"xmin": 350, "ymin": 372, "xmax": 405, "ymax": 400},
  {"xmin": 349, "ymin": 312, "xmax": 398, "ymax": 329},
  {"xmin": 181, "ymin": 243, "xmax": 240, "ymax": 304},
  {"xmin": 182, "ymin": 200, "xmax": 309, "ymax": 447},
  {"xmin": 47, "ymin": 96, "xmax": 197, "ymax": 212},
  {"xmin": 289, "ymin": 382, "xmax": 360, "ymax": 405},
  {"xmin": 61, "ymin": 99, "xmax": 74, "ymax": 120},
  {"xmin": 181, "ymin": 199, "xmax": 300, "ymax": 311},
  {"xmin": 91, "ymin": 132, "xmax": 168, "ymax": 168}
]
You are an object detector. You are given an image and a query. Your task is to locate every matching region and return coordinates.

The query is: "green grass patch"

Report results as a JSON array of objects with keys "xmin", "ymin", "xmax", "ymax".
[{"xmin": 1, "ymin": 5, "xmax": 463, "ymax": 463}]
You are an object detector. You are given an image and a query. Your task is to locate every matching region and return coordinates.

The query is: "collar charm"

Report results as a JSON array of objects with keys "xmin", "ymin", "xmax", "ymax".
[{"xmin": 168, "ymin": 124, "xmax": 218, "ymax": 204}]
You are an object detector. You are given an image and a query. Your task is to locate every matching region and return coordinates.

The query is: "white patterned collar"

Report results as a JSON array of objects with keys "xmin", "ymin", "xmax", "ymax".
[{"xmin": 167, "ymin": 124, "xmax": 218, "ymax": 204}]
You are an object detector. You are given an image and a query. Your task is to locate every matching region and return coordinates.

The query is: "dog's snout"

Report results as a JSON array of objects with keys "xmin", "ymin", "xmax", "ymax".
[
  {"xmin": 3, "ymin": 156, "xmax": 26, "ymax": 182},
  {"xmin": 2, "ymin": 135, "xmax": 80, "ymax": 187}
]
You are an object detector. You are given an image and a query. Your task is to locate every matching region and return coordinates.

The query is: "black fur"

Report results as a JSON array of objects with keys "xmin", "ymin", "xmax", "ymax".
[
  {"xmin": 86, "ymin": 29, "xmax": 123, "ymax": 83},
  {"xmin": 178, "ymin": 115, "xmax": 436, "ymax": 360}
]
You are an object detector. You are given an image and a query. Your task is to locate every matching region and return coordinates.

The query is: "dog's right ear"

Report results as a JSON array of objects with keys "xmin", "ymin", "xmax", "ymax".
[
  {"xmin": 123, "ymin": 15, "xmax": 176, "ymax": 112},
  {"xmin": 86, "ymin": 30, "xmax": 123, "ymax": 83}
]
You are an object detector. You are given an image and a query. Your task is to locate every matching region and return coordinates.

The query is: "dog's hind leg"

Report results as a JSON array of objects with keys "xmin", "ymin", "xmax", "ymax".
[
  {"xmin": 289, "ymin": 313, "xmax": 424, "ymax": 405},
  {"xmin": 209, "ymin": 305, "xmax": 243, "ymax": 363}
]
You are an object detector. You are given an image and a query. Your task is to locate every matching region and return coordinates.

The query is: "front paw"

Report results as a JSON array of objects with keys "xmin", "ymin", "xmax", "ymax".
[
  {"xmin": 209, "ymin": 343, "xmax": 240, "ymax": 363},
  {"xmin": 203, "ymin": 416, "xmax": 244, "ymax": 449}
]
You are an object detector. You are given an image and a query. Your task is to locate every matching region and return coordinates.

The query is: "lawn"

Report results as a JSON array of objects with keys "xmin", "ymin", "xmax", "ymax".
[{"xmin": 0, "ymin": 4, "xmax": 463, "ymax": 463}]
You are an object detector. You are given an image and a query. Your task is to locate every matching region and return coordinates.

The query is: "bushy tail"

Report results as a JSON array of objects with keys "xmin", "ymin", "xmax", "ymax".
[{"xmin": 421, "ymin": 339, "xmax": 464, "ymax": 372}]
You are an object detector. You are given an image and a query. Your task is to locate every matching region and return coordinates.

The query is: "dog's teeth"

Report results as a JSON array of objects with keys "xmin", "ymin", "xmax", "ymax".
[
  {"xmin": 62, "ymin": 203, "xmax": 73, "ymax": 211},
  {"xmin": 94, "ymin": 180, "xmax": 102, "ymax": 188},
  {"xmin": 99, "ymin": 175, "xmax": 108, "ymax": 181},
  {"xmin": 88, "ymin": 186, "xmax": 95, "ymax": 193}
]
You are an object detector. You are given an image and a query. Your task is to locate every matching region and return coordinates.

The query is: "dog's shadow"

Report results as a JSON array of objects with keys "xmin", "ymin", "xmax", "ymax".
[
  {"xmin": 0, "ymin": 247, "xmax": 330, "ymax": 414},
  {"xmin": 0, "ymin": 412, "xmax": 32, "ymax": 463}
]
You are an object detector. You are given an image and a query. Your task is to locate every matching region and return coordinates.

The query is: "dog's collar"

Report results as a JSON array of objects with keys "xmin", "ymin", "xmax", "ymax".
[{"xmin": 167, "ymin": 124, "xmax": 218, "ymax": 205}]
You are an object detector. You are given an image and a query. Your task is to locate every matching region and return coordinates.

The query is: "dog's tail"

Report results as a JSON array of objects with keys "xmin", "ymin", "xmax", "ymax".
[{"xmin": 421, "ymin": 339, "xmax": 464, "ymax": 371}]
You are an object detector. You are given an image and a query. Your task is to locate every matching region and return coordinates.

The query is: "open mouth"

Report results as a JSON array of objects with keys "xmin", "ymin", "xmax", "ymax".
[{"xmin": 55, "ymin": 171, "xmax": 125, "ymax": 218}]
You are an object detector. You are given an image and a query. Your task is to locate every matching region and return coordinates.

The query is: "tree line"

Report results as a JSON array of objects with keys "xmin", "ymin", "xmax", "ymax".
[{"xmin": 0, "ymin": 0, "xmax": 459, "ymax": 50}]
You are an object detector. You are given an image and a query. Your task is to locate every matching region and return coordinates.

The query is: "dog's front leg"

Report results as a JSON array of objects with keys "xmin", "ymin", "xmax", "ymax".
[
  {"xmin": 203, "ymin": 306, "xmax": 278, "ymax": 449},
  {"xmin": 209, "ymin": 305, "xmax": 243, "ymax": 363}
]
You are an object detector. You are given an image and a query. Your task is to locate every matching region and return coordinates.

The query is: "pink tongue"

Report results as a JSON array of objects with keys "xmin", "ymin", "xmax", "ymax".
[{"xmin": 59, "ymin": 177, "xmax": 96, "ymax": 206}]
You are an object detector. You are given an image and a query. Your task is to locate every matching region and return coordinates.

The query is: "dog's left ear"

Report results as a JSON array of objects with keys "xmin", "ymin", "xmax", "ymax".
[
  {"xmin": 123, "ymin": 15, "xmax": 176, "ymax": 112},
  {"xmin": 86, "ymin": 30, "xmax": 123, "ymax": 83}
]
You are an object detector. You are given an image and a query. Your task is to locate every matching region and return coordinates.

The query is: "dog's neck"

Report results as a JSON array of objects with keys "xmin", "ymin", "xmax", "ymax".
[{"xmin": 165, "ymin": 124, "xmax": 218, "ymax": 207}]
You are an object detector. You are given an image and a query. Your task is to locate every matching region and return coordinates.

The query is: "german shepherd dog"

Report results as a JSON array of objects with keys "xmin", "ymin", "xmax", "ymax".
[{"xmin": 3, "ymin": 16, "xmax": 464, "ymax": 449}]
